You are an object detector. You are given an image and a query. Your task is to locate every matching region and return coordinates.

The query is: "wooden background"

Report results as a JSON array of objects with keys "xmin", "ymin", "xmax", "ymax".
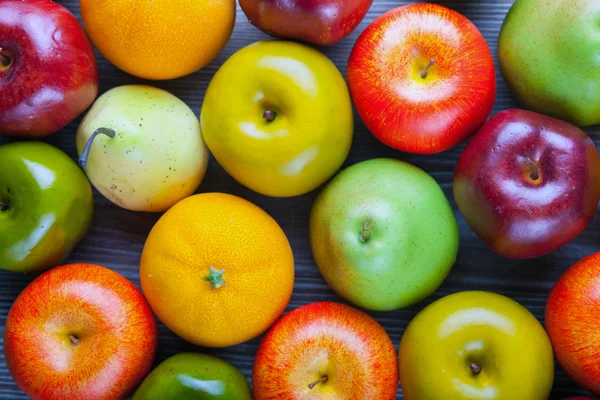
[{"xmin": 1, "ymin": 1, "xmax": 598, "ymax": 398}]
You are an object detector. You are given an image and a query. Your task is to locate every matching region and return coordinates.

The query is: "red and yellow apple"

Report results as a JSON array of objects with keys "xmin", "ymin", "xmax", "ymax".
[
  {"xmin": 253, "ymin": 302, "xmax": 398, "ymax": 399},
  {"xmin": 453, "ymin": 109, "xmax": 600, "ymax": 259},
  {"xmin": 4, "ymin": 264, "xmax": 158, "ymax": 400},
  {"xmin": 347, "ymin": 3, "xmax": 495, "ymax": 154},
  {"xmin": 546, "ymin": 252, "xmax": 600, "ymax": 395},
  {"xmin": 0, "ymin": 0, "xmax": 98, "ymax": 137}
]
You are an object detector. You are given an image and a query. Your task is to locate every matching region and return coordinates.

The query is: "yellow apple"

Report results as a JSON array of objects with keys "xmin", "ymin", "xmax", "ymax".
[
  {"xmin": 76, "ymin": 85, "xmax": 208, "ymax": 212},
  {"xmin": 399, "ymin": 291, "xmax": 554, "ymax": 400},
  {"xmin": 200, "ymin": 41, "xmax": 353, "ymax": 197}
]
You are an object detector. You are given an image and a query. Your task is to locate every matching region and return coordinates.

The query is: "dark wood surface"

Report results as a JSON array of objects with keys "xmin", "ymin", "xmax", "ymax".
[{"xmin": 1, "ymin": 1, "xmax": 598, "ymax": 398}]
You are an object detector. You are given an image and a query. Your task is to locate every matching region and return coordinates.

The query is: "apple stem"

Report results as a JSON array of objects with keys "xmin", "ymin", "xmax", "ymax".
[
  {"xmin": 470, "ymin": 362, "xmax": 482, "ymax": 375},
  {"xmin": 524, "ymin": 157, "xmax": 540, "ymax": 180},
  {"xmin": 263, "ymin": 110, "xmax": 277, "ymax": 122},
  {"xmin": 203, "ymin": 266, "xmax": 226, "ymax": 290},
  {"xmin": 0, "ymin": 47, "xmax": 10, "ymax": 68},
  {"xmin": 360, "ymin": 217, "xmax": 374, "ymax": 243},
  {"xmin": 308, "ymin": 376, "xmax": 328, "ymax": 389},
  {"xmin": 69, "ymin": 334, "xmax": 80, "ymax": 345},
  {"xmin": 79, "ymin": 127, "xmax": 116, "ymax": 168},
  {"xmin": 420, "ymin": 59, "xmax": 436, "ymax": 79}
]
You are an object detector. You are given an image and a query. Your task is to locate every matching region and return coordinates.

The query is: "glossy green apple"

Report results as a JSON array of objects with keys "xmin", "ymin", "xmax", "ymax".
[
  {"xmin": 133, "ymin": 353, "xmax": 252, "ymax": 400},
  {"xmin": 399, "ymin": 291, "xmax": 554, "ymax": 400},
  {"xmin": 0, "ymin": 142, "xmax": 93, "ymax": 272},
  {"xmin": 310, "ymin": 158, "xmax": 459, "ymax": 311},
  {"xmin": 498, "ymin": 0, "xmax": 600, "ymax": 126}
]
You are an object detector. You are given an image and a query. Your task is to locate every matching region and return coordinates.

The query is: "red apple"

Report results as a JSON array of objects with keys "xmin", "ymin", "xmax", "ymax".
[
  {"xmin": 347, "ymin": 3, "xmax": 495, "ymax": 154},
  {"xmin": 4, "ymin": 264, "xmax": 158, "ymax": 400},
  {"xmin": 239, "ymin": 0, "xmax": 373, "ymax": 46},
  {"xmin": 546, "ymin": 253, "xmax": 600, "ymax": 395},
  {"xmin": 454, "ymin": 109, "xmax": 600, "ymax": 259},
  {"xmin": 253, "ymin": 302, "xmax": 398, "ymax": 399},
  {"xmin": 0, "ymin": 0, "xmax": 98, "ymax": 138}
]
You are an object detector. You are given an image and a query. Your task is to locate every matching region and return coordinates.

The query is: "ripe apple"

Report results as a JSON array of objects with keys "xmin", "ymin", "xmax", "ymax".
[
  {"xmin": 0, "ymin": 142, "xmax": 93, "ymax": 273},
  {"xmin": 253, "ymin": 302, "xmax": 398, "ymax": 399},
  {"xmin": 310, "ymin": 158, "xmax": 459, "ymax": 311},
  {"xmin": 76, "ymin": 85, "xmax": 209, "ymax": 212},
  {"xmin": 499, "ymin": 0, "xmax": 600, "ymax": 126},
  {"xmin": 239, "ymin": 0, "xmax": 373, "ymax": 46},
  {"xmin": 347, "ymin": 3, "xmax": 495, "ymax": 154},
  {"xmin": 133, "ymin": 353, "xmax": 252, "ymax": 399},
  {"xmin": 201, "ymin": 40, "xmax": 353, "ymax": 197},
  {"xmin": 546, "ymin": 252, "xmax": 600, "ymax": 394},
  {"xmin": 453, "ymin": 109, "xmax": 600, "ymax": 259},
  {"xmin": 4, "ymin": 264, "xmax": 158, "ymax": 400},
  {"xmin": 0, "ymin": 0, "xmax": 98, "ymax": 138},
  {"xmin": 399, "ymin": 291, "xmax": 554, "ymax": 400}
]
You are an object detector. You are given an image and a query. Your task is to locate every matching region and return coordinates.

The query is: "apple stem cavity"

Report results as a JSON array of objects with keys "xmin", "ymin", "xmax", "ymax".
[
  {"xmin": 69, "ymin": 334, "xmax": 80, "ymax": 345},
  {"xmin": 79, "ymin": 127, "xmax": 117, "ymax": 168},
  {"xmin": 420, "ymin": 59, "xmax": 436, "ymax": 79},
  {"xmin": 0, "ymin": 201, "xmax": 8, "ymax": 212},
  {"xmin": 308, "ymin": 375, "xmax": 328, "ymax": 389},
  {"xmin": 263, "ymin": 110, "xmax": 277, "ymax": 122},
  {"xmin": 0, "ymin": 47, "xmax": 11, "ymax": 70},
  {"xmin": 470, "ymin": 362, "xmax": 482, "ymax": 375},
  {"xmin": 523, "ymin": 157, "xmax": 541, "ymax": 181},
  {"xmin": 203, "ymin": 266, "xmax": 226, "ymax": 290},
  {"xmin": 360, "ymin": 217, "xmax": 374, "ymax": 243}
]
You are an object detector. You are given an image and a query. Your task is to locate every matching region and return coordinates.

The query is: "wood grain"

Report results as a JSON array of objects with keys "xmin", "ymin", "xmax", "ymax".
[{"xmin": 1, "ymin": 1, "xmax": 598, "ymax": 398}]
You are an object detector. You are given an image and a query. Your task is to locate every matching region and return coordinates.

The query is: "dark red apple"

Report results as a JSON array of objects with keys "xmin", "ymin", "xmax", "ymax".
[
  {"xmin": 0, "ymin": 0, "xmax": 98, "ymax": 138},
  {"xmin": 453, "ymin": 109, "xmax": 600, "ymax": 259},
  {"xmin": 238, "ymin": 0, "xmax": 373, "ymax": 46},
  {"xmin": 546, "ymin": 253, "xmax": 600, "ymax": 395}
]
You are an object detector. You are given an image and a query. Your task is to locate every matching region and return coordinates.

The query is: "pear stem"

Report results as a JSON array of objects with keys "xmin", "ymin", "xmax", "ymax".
[
  {"xmin": 69, "ymin": 334, "xmax": 80, "ymax": 345},
  {"xmin": 360, "ymin": 217, "xmax": 374, "ymax": 243},
  {"xmin": 308, "ymin": 376, "xmax": 328, "ymax": 389},
  {"xmin": 79, "ymin": 128, "xmax": 116, "ymax": 168},
  {"xmin": 420, "ymin": 59, "xmax": 435, "ymax": 79},
  {"xmin": 263, "ymin": 110, "xmax": 277, "ymax": 122},
  {"xmin": 0, "ymin": 47, "xmax": 10, "ymax": 68},
  {"xmin": 470, "ymin": 363, "xmax": 482, "ymax": 375}
]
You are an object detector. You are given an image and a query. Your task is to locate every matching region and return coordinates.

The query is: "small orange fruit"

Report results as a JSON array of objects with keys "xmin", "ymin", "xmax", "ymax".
[
  {"xmin": 140, "ymin": 193, "xmax": 295, "ymax": 347},
  {"xmin": 80, "ymin": 0, "xmax": 235, "ymax": 80}
]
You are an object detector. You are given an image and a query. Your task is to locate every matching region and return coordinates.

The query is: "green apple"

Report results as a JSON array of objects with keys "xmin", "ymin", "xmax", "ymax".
[
  {"xmin": 498, "ymin": 0, "xmax": 600, "ymax": 126},
  {"xmin": 310, "ymin": 158, "xmax": 459, "ymax": 311},
  {"xmin": 399, "ymin": 291, "xmax": 554, "ymax": 400},
  {"xmin": 133, "ymin": 353, "xmax": 252, "ymax": 400},
  {"xmin": 0, "ymin": 142, "xmax": 93, "ymax": 272},
  {"xmin": 76, "ymin": 85, "xmax": 209, "ymax": 212}
]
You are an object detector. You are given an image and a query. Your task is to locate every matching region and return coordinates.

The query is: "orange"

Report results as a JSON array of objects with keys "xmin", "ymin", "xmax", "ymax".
[
  {"xmin": 80, "ymin": 0, "xmax": 235, "ymax": 80},
  {"xmin": 140, "ymin": 193, "xmax": 295, "ymax": 347}
]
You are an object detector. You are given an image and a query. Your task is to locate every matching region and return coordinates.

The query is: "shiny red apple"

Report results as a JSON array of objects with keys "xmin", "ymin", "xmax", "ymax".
[
  {"xmin": 453, "ymin": 109, "xmax": 600, "ymax": 259},
  {"xmin": 347, "ymin": 3, "xmax": 495, "ymax": 154},
  {"xmin": 239, "ymin": 0, "xmax": 373, "ymax": 46},
  {"xmin": 0, "ymin": 0, "xmax": 98, "ymax": 138},
  {"xmin": 4, "ymin": 264, "xmax": 158, "ymax": 400},
  {"xmin": 253, "ymin": 302, "xmax": 398, "ymax": 399},
  {"xmin": 546, "ymin": 253, "xmax": 600, "ymax": 395}
]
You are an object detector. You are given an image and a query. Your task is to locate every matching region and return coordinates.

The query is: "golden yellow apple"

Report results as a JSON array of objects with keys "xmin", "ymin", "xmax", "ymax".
[
  {"xmin": 399, "ymin": 291, "xmax": 554, "ymax": 400},
  {"xmin": 200, "ymin": 41, "xmax": 353, "ymax": 197}
]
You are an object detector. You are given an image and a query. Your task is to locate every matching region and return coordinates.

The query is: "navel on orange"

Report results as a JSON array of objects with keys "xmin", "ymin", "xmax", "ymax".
[
  {"xmin": 140, "ymin": 193, "xmax": 295, "ymax": 347},
  {"xmin": 80, "ymin": 0, "xmax": 235, "ymax": 80}
]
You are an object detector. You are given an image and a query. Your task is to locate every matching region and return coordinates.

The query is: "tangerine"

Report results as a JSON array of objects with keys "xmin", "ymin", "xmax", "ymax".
[
  {"xmin": 80, "ymin": 0, "xmax": 235, "ymax": 80},
  {"xmin": 140, "ymin": 193, "xmax": 295, "ymax": 347}
]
